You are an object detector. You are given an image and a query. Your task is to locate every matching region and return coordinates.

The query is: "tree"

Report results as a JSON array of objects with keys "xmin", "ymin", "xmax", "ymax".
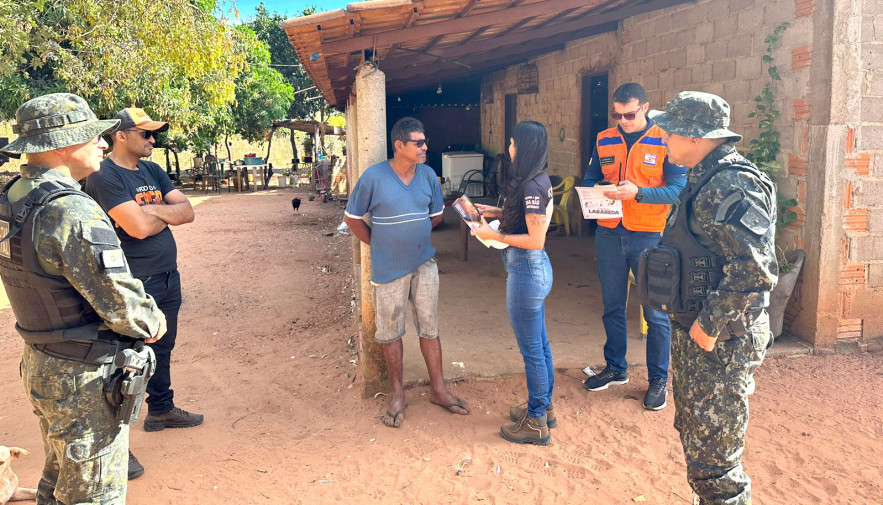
[
  {"xmin": 0, "ymin": 0, "xmax": 246, "ymax": 129},
  {"xmin": 244, "ymin": 3, "xmax": 328, "ymax": 160}
]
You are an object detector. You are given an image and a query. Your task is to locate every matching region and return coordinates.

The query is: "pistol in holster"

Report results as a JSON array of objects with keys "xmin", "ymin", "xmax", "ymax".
[{"xmin": 104, "ymin": 342, "xmax": 156, "ymax": 425}]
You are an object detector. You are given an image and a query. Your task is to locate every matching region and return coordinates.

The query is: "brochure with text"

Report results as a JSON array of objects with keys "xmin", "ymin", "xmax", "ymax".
[
  {"xmin": 451, "ymin": 194, "xmax": 508, "ymax": 249},
  {"xmin": 575, "ymin": 186, "xmax": 623, "ymax": 219}
]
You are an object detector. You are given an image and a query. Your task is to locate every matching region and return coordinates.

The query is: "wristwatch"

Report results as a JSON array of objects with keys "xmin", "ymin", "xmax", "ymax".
[{"xmin": 635, "ymin": 188, "xmax": 644, "ymax": 202}]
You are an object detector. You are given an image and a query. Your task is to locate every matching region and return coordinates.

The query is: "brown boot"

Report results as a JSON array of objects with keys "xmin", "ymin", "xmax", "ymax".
[
  {"xmin": 509, "ymin": 402, "xmax": 557, "ymax": 428},
  {"xmin": 500, "ymin": 411, "xmax": 550, "ymax": 445}
]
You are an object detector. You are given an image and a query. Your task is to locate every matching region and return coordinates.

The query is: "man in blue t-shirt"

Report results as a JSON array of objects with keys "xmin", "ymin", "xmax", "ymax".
[
  {"xmin": 84, "ymin": 108, "xmax": 202, "ymax": 478},
  {"xmin": 344, "ymin": 117, "xmax": 470, "ymax": 428}
]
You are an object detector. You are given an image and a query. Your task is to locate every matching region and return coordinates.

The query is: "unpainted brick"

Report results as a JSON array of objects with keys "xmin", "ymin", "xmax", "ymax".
[
  {"xmin": 851, "ymin": 236, "xmax": 883, "ymax": 261},
  {"xmin": 705, "ymin": 38, "xmax": 728, "ymax": 61},
  {"xmin": 864, "ymin": 45, "xmax": 883, "ymax": 70},
  {"xmin": 861, "ymin": 97, "xmax": 883, "ymax": 122},
  {"xmin": 736, "ymin": 10, "xmax": 764, "ymax": 33},
  {"xmin": 692, "ymin": 62, "xmax": 713, "ymax": 83},
  {"xmin": 712, "ymin": 59, "xmax": 737, "ymax": 81},
  {"xmin": 669, "ymin": 48, "xmax": 687, "ymax": 68},
  {"xmin": 862, "ymin": 16, "xmax": 876, "ymax": 43},
  {"xmin": 868, "ymin": 209, "xmax": 883, "ymax": 234},
  {"xmin": 695, "ymin": 23, "xmax": 714, "ymax": 44},
  {"xmin": 859, "ymin": 126, "xmax": 883, "ymax": 150},
  {"xmin": 729, "ymin": 0, "xmax": 755, "ymax": 14},
  {"xmin": 792, "ymin": 46, "xmax": 812, "ymax": 69},
  {"xmin": 793, "ymin": 98, "xmax": 811, "ymax": 121},
  {"xmin": 795, "ymin": 0, "xmax": 814, "ymax": 17},
  {"xmin": 687, "ymin": 45, "xmax": 706, "ymax": 65},
  {"xmin": 871, "ymin": 264, "xmax": 883, "ymax": 288}
]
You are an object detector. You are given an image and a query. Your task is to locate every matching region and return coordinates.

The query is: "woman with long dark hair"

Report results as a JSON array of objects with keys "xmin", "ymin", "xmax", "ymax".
[{"xmin": 473, "ymin": 120, "xmax": 555, "ymax": 445}]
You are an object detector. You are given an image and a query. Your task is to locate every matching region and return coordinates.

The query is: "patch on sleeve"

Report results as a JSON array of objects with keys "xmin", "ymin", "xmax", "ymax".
[
  {"xmin": 739, "ymin": 203, "xmax": 772, "ymax": 236},
  {"xmin": 100, "ymin": 249, "xmax": 127, "ymax": 271},
  {"xmin": 599, "ymin": 156, "xmax": 615, "ymax": 166},
  {"xmin": 86, "ymin": 225, "xmax": 119, "ymax": 245}
]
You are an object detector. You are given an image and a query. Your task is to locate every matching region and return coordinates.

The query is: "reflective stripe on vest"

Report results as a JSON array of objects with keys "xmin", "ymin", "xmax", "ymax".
[{"xmin": 595, "ymin": 124, "xmax": 670, "ymax": 232}]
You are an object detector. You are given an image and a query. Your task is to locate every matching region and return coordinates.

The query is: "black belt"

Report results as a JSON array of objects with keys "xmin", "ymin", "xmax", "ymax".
[{"xmin": 33, "ymin": 334, "xmax": 136, "ymax": 366}]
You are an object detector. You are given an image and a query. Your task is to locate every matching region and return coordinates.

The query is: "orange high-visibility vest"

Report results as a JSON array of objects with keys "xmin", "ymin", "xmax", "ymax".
[{"xmin": 594, "ymin": 124, "xmax": 671, "ymax": 232}]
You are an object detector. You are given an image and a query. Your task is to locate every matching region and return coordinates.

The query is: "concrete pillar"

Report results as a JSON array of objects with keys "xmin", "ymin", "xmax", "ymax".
[
  {"xmin": 790, "ymin": 0, "xmax": 862, "ymax": 347},
  {"xmin": 352, "ymin": 63, "xmax": 388, "ymax": 397}
]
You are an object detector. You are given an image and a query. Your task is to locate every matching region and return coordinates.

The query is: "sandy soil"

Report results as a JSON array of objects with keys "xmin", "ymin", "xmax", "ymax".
[{"xmin": 0, "ymin": 189, "xmax": 881, "ymax": 505}]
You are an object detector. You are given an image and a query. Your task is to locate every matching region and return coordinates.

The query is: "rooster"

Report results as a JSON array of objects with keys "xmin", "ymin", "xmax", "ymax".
[{"xmin": 291, "ymin": 197, "xmax": 302, "ymax": 213}]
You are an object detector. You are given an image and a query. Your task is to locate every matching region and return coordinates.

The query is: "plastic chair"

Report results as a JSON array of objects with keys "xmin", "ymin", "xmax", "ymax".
[{"xmin": 550, "ymin": 176, "xmax": 575, "ymax": 236}]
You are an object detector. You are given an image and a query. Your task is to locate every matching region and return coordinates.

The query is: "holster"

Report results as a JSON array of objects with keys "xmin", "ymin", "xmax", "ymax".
[{"xmin": 104, "ymin": 343, "xmax": 157, "ymax": 425}]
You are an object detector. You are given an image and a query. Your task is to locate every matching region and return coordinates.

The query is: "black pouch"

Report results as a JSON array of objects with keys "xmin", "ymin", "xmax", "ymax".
[{"xmin": 637, "ymin": 245, "xmax": 681, "ymax": 313}]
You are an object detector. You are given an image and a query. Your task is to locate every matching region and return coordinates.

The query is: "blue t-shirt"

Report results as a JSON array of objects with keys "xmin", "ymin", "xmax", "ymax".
[
  {"xmin": 345, "ymin": 161, "xmax": 444, "ymax": 284},
  {"xmin": 84, "ymin": 159, "xmax": 178, "ymax": 278}
]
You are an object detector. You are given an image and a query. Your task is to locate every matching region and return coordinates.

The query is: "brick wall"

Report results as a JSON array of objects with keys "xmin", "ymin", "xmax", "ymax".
[
  {"xmin": 845, "ymin": 0, "xmax": 883, "ymax": 338},
  {"xmin": 480, "ymin": 0, "xmax": 883, "ymax": 346},
  {"xmin": 479, "ymin": 32, "xmax": 619, "ymax": 176}
]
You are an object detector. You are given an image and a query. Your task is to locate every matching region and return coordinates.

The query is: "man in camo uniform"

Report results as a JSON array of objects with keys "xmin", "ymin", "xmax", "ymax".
[
  {"xmin": 643, "ymin": 92, "xmax": 778, "ymax": 505},
  {"xmin": 0, "ymin": 93, "xmax": 166, "ymax": 505}
]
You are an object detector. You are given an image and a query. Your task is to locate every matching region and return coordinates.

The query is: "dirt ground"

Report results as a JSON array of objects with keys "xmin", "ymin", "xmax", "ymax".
[{"xmin": 0, "ymin": 188, "xmax": 881, "ymax": 505}]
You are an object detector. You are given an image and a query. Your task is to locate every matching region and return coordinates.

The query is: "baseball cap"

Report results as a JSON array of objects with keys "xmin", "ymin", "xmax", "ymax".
[{"xmin": 113, "ymin": 107, "xmax": 170, "ymax": 133}]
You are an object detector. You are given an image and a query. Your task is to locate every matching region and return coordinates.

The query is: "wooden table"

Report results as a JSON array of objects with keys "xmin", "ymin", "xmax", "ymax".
[{"xmin": 231, "ymin": 164, "xmax": 269, "ymax": 192}]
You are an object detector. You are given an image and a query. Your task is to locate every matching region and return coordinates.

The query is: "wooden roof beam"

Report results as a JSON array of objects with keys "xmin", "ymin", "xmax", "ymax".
[
  {"xmin": 322, "ymin": 0, "xmax": 608, "ymax": 54},
  {"xmin": 385, "ymin": 22, "xmax": 616, "ymax": 84},
  {"xmin": 355, "ymin": 0, "xmax": 693, "ymax": 79}
]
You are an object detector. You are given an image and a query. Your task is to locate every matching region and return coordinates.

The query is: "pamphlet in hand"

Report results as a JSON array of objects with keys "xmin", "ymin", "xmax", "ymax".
[
  {"xmin": 451, "ymin": 194, "xmax": 508, "ymax": 249},
  {"xmin": 575, "ymin": 186, "xmax": 623, "ymax": 219}
]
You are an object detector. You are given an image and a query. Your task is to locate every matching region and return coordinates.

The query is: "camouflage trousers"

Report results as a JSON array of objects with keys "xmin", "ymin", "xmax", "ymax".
[
  {"xmin": 21, "ymin": 345, "xmax": 128, "ymax": 505},
  {"xmin": 671, "ymin": 312, "xmax": 770, "ymax": 505}
]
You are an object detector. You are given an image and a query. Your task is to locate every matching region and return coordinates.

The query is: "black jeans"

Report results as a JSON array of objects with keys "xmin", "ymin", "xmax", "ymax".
[{"xmin": 139, "ymin": 269, "xmax": 182, "ymax": 416}]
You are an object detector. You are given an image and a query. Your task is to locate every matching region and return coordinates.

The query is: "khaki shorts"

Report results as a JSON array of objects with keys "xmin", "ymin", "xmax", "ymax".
[{"xmin": 371, "ymin": 258, "xmax": 439, "ymax": 344}]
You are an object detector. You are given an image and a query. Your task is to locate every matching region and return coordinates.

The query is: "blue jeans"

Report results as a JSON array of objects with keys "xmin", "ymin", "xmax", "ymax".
[
  {"xmin": 503, "ymin": 247, "xmax": 554, "ymax": 419},
  {"xmin": 594, "ymin": 226, "xmax": 671, "ymax": 380},
  {"xmin": 139, "ymin": 269, "xmax": 182, "ymax": 415}
]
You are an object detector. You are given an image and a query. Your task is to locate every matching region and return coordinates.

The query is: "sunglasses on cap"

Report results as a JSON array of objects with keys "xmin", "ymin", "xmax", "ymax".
[
  {"xmin": 402, "ymin": 139, "xmax": 427, "ymax": 148},
  {"xmin": 127, "ymin": 129, "xmax": 159, "ymax": 140},
  {"xmin": 610, "ymin": 106, "xmax": 645, "ymax": 121}
]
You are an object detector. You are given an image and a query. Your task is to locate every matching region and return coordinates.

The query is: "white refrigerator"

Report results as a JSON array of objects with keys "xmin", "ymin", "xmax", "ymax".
[{"xmin": 441, "ymin": 151, "xmax": 484, "ymax": 197}]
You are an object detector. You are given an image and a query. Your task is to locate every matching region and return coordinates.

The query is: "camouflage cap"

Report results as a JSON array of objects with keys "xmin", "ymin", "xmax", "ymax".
[
  {"xmin": 649, "ymin": 91, "xmax": 742, "ymax": 142},
  {"xmin": 0, "ymin": 93, "xmax": 120, "ymax": 155}
]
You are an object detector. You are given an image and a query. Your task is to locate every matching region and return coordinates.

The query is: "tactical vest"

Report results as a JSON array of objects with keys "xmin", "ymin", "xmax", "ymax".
[
  {"xmin": 637, "ymin": 153, "xmax": 772, "ymax": 328},
  {"xmin": 0, "ymin": 176, "xmax": 102, "ymax": 344},
  {"xmin": 595, "ymin": 124, "xmax": 671, "ymax": 232}
]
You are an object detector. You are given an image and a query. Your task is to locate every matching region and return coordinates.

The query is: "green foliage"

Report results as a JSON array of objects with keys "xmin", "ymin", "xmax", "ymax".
[
  {"xmin": 0, "ymin": 0, "xmax": 247, "ymax": 128},
  {"xmin": 745, "ymin": 22, "xmax": 797, "ymax": 230},
  {"xmin": 244, "ymin": 3, "xmax": 323, "ymax": 120}
]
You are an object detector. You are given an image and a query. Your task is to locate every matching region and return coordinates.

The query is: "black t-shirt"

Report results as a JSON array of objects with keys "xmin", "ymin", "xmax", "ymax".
[
  {"xmin": 84, "ymin": 158, "xmax": 178, "ymax": 278},
  {"xmin": 503, "ymin": 174, "xmax": 553, "ymax": 234}
]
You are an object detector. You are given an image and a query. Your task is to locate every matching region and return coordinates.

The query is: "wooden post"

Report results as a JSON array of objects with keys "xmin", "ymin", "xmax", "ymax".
[{"xmin": 353, "ymin": 62, "xmax": 388, "ymax": 398}]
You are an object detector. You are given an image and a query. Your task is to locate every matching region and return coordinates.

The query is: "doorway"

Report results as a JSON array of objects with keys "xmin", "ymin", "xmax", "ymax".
[{"xmin": 579, "ymin": 73, "xmax": 609, "ymax": 180}]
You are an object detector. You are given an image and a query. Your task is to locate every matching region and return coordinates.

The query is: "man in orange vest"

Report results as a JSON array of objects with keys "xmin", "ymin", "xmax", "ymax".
[{"xmin": 582, "ymin": 83, "xmax": 686, "ymax": 410}]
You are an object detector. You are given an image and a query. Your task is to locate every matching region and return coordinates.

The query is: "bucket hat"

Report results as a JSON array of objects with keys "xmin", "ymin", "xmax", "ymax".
[
  {"xmin": 649, "ymin": 91, "xmax": 742, "ymax": 142},
  {"xmin": 0, "ymin": 93, "xmax": 119, "ymax": 155}
]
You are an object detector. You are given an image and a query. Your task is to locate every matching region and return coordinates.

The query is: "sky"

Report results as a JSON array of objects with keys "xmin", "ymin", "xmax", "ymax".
[{"xmin": 230, "ymin": 0, "xmax": 346, "ymax": 19}]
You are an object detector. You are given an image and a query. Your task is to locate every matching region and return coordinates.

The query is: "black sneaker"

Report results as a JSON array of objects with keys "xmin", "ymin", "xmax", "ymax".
[
  {"xmin": 144, "ymin": 407, "xmax": 204, "ymax": 432},
  {"xmin": 584, "ymin": 366, "xmax": 629, "ymax": 391},
  {"xmin": 128, "ymin": 451, "xmax": 144, "ymax": 480},
  {"xmin": 643, "ymin": 378, "xmax": 668, "ymax": 411}
]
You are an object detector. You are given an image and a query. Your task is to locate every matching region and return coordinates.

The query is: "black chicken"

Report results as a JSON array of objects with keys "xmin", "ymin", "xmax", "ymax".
[{"xmin": 291, "ymin": 197, "xmax": 302, "ymax": 213}]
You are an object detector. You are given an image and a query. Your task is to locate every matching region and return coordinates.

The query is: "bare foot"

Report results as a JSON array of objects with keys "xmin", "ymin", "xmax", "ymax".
[
  {"xmin": 381, "ymin": 395, "xmax": 407, "ymax": 428},
  {"xmin": 429, "ymin": 390, "xmax": 470, "ymax": 415}
]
